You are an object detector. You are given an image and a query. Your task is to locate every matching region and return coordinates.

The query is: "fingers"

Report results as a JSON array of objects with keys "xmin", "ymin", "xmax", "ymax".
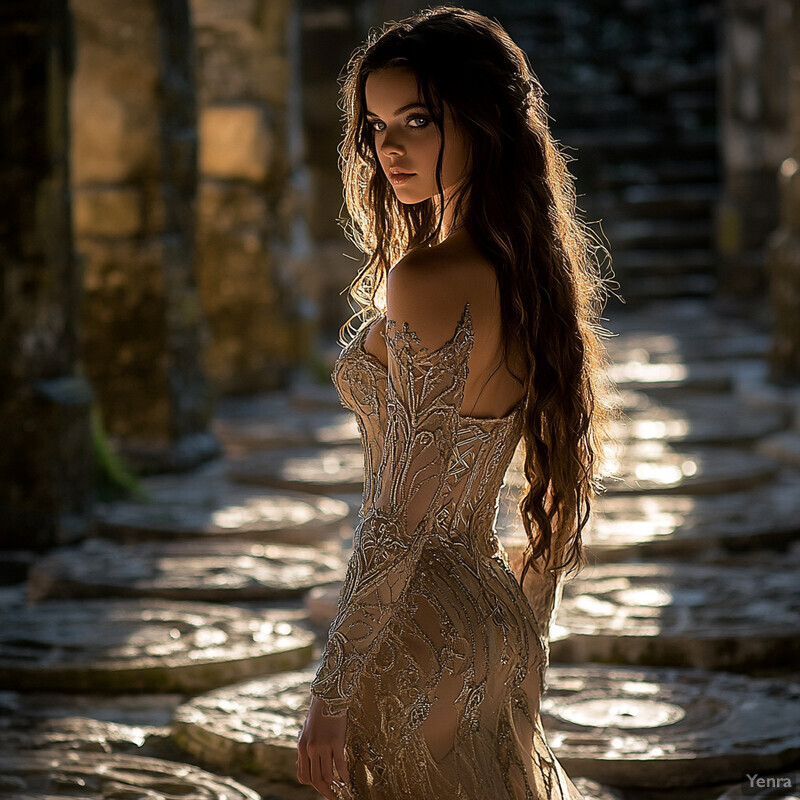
[
  {"xmin": 311, "ymin": 750, "xmax": 337, "ymax": 800},
  {"xmin": 333, "ymin": 743, "xmax": 351, "ymax": 785}
]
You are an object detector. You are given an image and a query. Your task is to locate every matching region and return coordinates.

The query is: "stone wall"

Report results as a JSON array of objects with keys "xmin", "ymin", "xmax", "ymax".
[
  {"xmin": 70, "ymin": 0, "xmax": 217, "ymax": 471},
  {"xmin": 0, "ymin": 1, "xmax": 93, "ymax": 548},
  {"xmin": 717, "ymin": 0, "xmax": 793, "ymax": 302},
  {"xmin": 191, "ymin": 0, "xmax": 310, "ymax": 394},
  {"xmin": 765, "ymin": 1, "xmax": 800, "ymax": 382}
]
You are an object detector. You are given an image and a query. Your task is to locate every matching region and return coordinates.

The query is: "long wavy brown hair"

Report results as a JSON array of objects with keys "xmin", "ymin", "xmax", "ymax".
[{"xmin": 336, "ymin": 6, "xmax": 621, "ymax": 581}]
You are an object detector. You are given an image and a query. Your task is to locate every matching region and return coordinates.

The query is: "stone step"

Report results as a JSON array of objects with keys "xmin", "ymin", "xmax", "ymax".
[
  {"xmin": 542, "ymin": 665, "xmax": 800, "ymax": 788},
  {"xmin": 28, "ymin": 538, "xmax": 347, "ymax": 603},
  {"xmin": 228, "ymin": 444, "xmax": 365, "ymax": 495},
  {"xmin": 0, "ymin": 690, "xmax": 179, "ymax": 756},
  {"xmin": 562, "ymin": 128, "xmax": 717, "ymax": 159},
  {"xmin": 497, "ymin": 468, "xmax": 800, "ymax": 561},
  {"xmin": 612, "ymin": 183, "xmax": 720, "ymax": 219},
  {"xmin": 603, "ymin": 219, "xmax": 713, "ymax": 250},
  {"xmin": 169, "ymin": 666, "xmax": 618, "ymax": 800},
  {"xmin": 0, "ymin": 751, "xmax": 259, "ymax": 800},
  {"xmin": 610, "ymin": 248, "xmax": 717, "ymax": 275},
  {"xmin": 172, "ymin": 663, "xmax": 800, "ymax": 791},
  {"xmin": 0, "ymin": 594, "xmax": 315, "ymax": 693},
  {"xmin": 94, "ymin": 467, "xmax": 350, "ymax": 547},
  {"xmin": 611, "ymin": 272, "xmax": 717, "ymax": 302},
  {"xmin": 605, "ymin": 332, "xmax": 770, "ymax": 362},
  {"xmin": 550, "ymin": 561, "xmax": 800, "ymax": 671},
  {"xmin": 598, "ymin": 160, "xmax": 720, "ymax": 188}
]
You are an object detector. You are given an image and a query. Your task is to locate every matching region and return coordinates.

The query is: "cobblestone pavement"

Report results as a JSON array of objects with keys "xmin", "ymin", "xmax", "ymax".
[{"xmin": 2, "ymin": 298, "xmax": 799, "ymax": 800}]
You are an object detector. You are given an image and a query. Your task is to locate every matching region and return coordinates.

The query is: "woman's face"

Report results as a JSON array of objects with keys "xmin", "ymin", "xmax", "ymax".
[{"xmin": 364, "ymin": 66, "xmax": 471, "ymax": 205}]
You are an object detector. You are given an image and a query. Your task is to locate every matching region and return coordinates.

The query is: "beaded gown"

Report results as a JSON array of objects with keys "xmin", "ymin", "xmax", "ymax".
[{"xmin": 309, "ymin": 301, "xmax": 583, "ymax": 799}]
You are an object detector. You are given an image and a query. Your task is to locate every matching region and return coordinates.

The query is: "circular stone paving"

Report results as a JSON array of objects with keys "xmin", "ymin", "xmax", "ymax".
[
  {"xmin": 28, "ymin": 539, "xmax": 346, "ymax": 603},
  {"xmin": 0, "ymin": 751, "xmax": 259, "ymax": 799},
  {"xmin": 606, "ymin": 359, "xmax": 732, "ymax": 394},
  {"xmin": 550, "ymin": 562, "xmax": 800, "ymax": 670},
  {"xmin": 0, "ymin": 690, "xmax": 179, "ymax": 754},
  {"xmin": 608, "ymin": 395, "xmax": 788, "ymax": 445},
  {"xmin": 95, "ymin": 473, "xmax": 349, "ymax": 546},
  {"xmin": 496, "ymin": 469, "xmax": 800, "ymax": 561},
  {"xmin": 541, "ymin": 665, "xmax": 800, "ymax": 788},
  {"xmin": 172, "ymin": 666, "xmax": 320, "ymax": 779},
  {"xmin": 215, "ymin": 406, "xmax": 359, "ymax": 451},
  {"xmin": 172, "ymin": 668, "xmax": 623, "ymax": 797},
  {"xmin": 172, "ymin": 664, "xmax": 800, "ymax": 791},
  {"xmin": 228, "ymin": 445, "xmax": 365, "ymax": 494},
  {"xmin": 605, "ymin": 331, "xmax": 770, "ymax": 363},
  {"xmin": 0, "ymin": 597, "xmax": 315, "ymax": 693},
  {"xmin": 509, "ymin": 441, "xmax": 778, "ymax": 495}
]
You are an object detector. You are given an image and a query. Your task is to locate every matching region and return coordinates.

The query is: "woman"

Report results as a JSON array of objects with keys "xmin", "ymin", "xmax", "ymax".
[{"xmin": 297, "ymin": 7, "xmax": 617, "ymax": 799}]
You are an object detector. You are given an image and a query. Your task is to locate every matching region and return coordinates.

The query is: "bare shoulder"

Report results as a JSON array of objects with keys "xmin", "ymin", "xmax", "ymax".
[{"xmin": 386, "ymin": 235, "xmax": 496, "ymax": 350}]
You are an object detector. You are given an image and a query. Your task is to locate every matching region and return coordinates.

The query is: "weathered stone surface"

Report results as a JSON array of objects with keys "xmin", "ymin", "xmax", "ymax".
[
  {"xmin": 194, "ymin": 180, "xmax": 305, "ymax": 394},
  {"xmin": 610, "ymin": 395, "xmax": 788, "ymax": 445},
  {"xmin": 72, "ymin": 186, "xmax": 144, "ymax": 237},
  {"xmin": 605, "ymin": 330, "xmax": 770, "ymax": 362},
  {"xmin": 94, "ymin": 460, "xmax": 350, "ymax": 545},
  {"xmin": 542, "ymin": 666, "xmax": 800, "ymax": 787},
  {"xmin": 0, "ymin": 689, "xmax": 176, "ymax": 755},
  {"xmin": 71, "ymin": 0, "xmax": 216, "ymax": 469},
  {"xmin": 497, "ymin": 469, "xmax": 800, "ymax": 560},
  {"xmin": 550, "ymin": 562, "xmax": 800, "ymax": 670},
  {"xmin": 228, "ymin": 445, "xmax": 365, "ymax": 494},
  {"xmin": 0, "ymin": 751, "xmax": 259, "ymax": 799},
  {"xmin": 200, "ymin": 105, "xmax": 273, "ymax": 181},
  {"xmin": 0, "ymin": 1, "xmax": 93, "ymax": 547},
  {"xmin": 214, "ymin": 394, "xmax": 359, "ymax": 451},
  {"xmin": 606, "ymin": 360, "xmax": 733, "ymax": 394},
  {"xmin": 0, "ymin": 597, "xmax": 314, "ymax": 693},
  {"xmin": 571, "ymin": 779, "xmax": 624, "ymax": 800},
  {"xmin": 716, "ymin": 771, "xmax": 800, "ymax": 799},
  {"xmin": 507, "ymin": 441, "xmax": 779, "ymax": 495},
  {"xmin": 305, "ymin": 583, "xmax": 341, "ymax": 632},
  {"xmin": 28, "ymin": 538, "xmax": 346, "ymax": 602},
  {"xmin": 289, "ymin": 380, "xmax": 344, "ymax": 411},
  {"xmin": 172, "ymin": 667, "xmax": 319, "ymax": 778},
  {"xmin": 756, "ymin": 429, "xmax": 800, "ymax": 468}
]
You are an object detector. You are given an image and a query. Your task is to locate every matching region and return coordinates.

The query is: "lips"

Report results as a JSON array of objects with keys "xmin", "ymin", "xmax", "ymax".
[{"xmin": 389, "ymin": 168, "xmax": 416, "ymax": 185}]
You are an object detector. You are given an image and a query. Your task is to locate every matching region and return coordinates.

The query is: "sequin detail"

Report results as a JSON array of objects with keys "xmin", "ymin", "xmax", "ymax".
[{"xmin": 309, "ymin": 301, "xmax": 582, "ymax": 799}]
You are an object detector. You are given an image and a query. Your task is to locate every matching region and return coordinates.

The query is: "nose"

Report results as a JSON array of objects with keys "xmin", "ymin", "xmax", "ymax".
[{"xmin": 379, "ymin": 129, "xmax": 405, "ymax": 157}]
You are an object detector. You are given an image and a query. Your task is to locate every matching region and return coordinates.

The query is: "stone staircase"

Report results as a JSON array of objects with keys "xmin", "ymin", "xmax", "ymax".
[{"xmin": 475, "ymin": 0, "xmax": 722, "ymax": 306}]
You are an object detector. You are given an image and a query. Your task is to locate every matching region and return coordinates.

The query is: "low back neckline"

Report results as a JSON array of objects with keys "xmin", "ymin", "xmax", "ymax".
[{"xmin": 353, "ymin": 303, "xmax": 526, "ymax": 425}]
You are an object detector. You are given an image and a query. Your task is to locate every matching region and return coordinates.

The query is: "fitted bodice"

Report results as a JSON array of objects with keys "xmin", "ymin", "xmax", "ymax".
[{"xmin": 331, "ymin": 303, "xmax": 526, "ymax": 559}]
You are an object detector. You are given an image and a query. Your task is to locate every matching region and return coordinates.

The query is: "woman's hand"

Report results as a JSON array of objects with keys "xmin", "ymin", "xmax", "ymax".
[{"xmin": 296, "ymin": 694, "xmax": 350, "ymax": 800}]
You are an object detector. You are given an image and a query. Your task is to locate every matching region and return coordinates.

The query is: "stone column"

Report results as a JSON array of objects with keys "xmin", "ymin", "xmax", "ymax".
[
  {"xmin": 0, "ymin": 1, "xmax": 93, "ymax": 548},
  {"xmin": 765, "ymin": 1, "xmax": 800, "ymax": 383},
  {"xmin": 191, "ymin": 0, "xmax": 310, "ymax": 394},
  {"xmin": 71, "ymin": 0, "xmax": 217, "ymax": 472},
  {"xmin": 716, "ymin": 0, "xmax": 792, "ymax": 305}
]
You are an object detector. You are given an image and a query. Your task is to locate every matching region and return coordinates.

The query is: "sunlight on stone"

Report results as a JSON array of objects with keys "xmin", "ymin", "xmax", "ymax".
[
  {"xmin": 633, "ymin": 418, "xmax": 691, "ymax": 439},
  {"xmin": 609, "ymin": 361, "xmax": 688, "ymax": 383},
  {"xmin": 557, "ymin": 698, "xmax": 686, "ymax": 728},
  {"xmin": 633, "ymin": 462, "xmax": 683, "ymax": 484},
  {"xmin": 614, "ymin": 587, "xmax": 673, "ymax": 607}
]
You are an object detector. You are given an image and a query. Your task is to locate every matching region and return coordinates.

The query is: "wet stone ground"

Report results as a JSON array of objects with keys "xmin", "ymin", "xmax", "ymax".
[{"xmin": 2, "ymin": 297, "xmax": 800, "ymax": 800}]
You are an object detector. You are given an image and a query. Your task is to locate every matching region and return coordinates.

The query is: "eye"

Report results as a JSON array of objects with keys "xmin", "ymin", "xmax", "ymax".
[
  {"xmin": 368, "ymin": 119, "xmax": 385, "ymax": 133},
  {"xmin": 408, "ymin": 115, "xmax": 429, "ymax": 128}
]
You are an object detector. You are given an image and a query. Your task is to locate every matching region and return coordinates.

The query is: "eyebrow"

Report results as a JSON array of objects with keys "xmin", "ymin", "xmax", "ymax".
[{"xmin": 365, "ymin": 102, "xmax": 428, "ymax": 117}]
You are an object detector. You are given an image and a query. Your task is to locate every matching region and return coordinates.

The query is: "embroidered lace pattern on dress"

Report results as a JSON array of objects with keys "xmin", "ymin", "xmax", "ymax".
[{"xmin": 309, "ymin": 301, "xmax": 582, "ymax": 799}]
